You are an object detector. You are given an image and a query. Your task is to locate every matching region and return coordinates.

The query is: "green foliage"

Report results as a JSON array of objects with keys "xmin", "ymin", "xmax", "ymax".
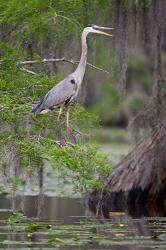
[
  {"xmin": 0, "ymin": 0, "xmax": 114, "ymax": 195},
  {"xmin": 0, "ymin": 0, "xmax": 112, "ymax": 48},
  {"xmin": 0, "ymin": 61, "xmax": 110, "ymax": 193},
  {"xmin": 7, "ymin": 211, "xmax": 27, "ymax": 225},
  {"xmin": 0, "ymin": 186, "xmax": 10, "ymax": 196},
  {"xmin": 51, "ymin": 144, "xmax": 112, "ymax": 192}
]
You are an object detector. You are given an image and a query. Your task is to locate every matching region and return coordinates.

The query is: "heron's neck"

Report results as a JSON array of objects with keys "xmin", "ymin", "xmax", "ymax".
[{"xmin": 74, "ymin": 31, "xmax": 88, "ymax": 85}]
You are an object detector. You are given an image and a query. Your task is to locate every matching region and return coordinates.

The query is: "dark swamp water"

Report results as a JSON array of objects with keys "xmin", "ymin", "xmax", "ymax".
[{"xmin": 0, "ymin": 195, "xmax": 166, "ymax": 249}]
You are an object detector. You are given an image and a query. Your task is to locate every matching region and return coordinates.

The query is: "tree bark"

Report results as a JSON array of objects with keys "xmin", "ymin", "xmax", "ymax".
[{"xmin": 104, "ymin": 123, "xmax": 166, "ymax": 206}]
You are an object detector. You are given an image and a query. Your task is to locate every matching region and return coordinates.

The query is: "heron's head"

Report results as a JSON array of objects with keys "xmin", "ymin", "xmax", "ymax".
[{"xmin": 84, "ymin": 24, "xmax": 113, "ymax": 37}]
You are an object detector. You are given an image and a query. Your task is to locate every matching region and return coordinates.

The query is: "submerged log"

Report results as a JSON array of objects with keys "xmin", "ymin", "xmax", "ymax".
[{"xmin": 105, "ymin": 123, "xmax": 166, "ymax": 205}]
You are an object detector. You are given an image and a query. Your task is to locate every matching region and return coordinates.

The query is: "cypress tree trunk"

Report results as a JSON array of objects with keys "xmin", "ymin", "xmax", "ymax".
[{"xmin": 106, "ymin": 122, "xmax": 166, "ymax": 205}]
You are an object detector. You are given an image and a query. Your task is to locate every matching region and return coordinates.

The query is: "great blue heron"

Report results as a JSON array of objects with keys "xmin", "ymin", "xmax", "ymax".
[{"xmin": 32, "ymin": 25, "xmax": 112, "ymax": 128}]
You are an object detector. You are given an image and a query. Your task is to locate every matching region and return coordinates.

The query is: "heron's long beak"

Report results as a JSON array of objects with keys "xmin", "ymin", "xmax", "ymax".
[
  {"xmin": 97, "ymin": 26, "xmax": 114, "ymax": 30},
  {"xmin": 95, "ymin": 29, "xmax": 113, "ymax": 36},
  {"xmin": 94, "ymin": 26, "xmax": 113, "ymax": 36}
]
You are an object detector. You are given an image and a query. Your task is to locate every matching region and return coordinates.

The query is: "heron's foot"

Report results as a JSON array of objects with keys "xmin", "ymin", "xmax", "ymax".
[
  {"xmin": 56, "ymin": 139, "xmax": 75, "ymax": 148},
  {"xmin": 56, "ymin": 123, "xmax": 62, "ymax": 138},
  {"xmin": 67, "ymin": 126, "xmax": 73, "ymax": 134},
  {"xmin": 66, "ymin": 126, "xmax": 78, "ymax": 143}
]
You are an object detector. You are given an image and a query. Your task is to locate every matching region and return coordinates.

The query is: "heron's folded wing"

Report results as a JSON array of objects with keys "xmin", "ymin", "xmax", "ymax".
[{"xmin": 39, "ymin": 75, "xmax": 76, "ymax": 111}]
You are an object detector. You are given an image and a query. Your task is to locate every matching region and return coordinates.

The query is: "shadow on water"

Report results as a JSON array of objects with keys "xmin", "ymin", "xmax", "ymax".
[
  {"xmin": 88, "ymin": 191, "xmax": 166, "ymax": 218},
  {"xmin": 0, "ymin": 195, "xmax": 166, "ymax": 249}
]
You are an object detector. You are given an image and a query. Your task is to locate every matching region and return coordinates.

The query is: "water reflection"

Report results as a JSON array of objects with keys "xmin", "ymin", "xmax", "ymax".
[
  {"xmin": 88, "ymin": 190, "xmax": 166, "ymax": 218},
  {"xmin": 0, "ymin": 195, "xmax": 84, "ymax": 220},
  {"xmin": 0, "ymin": 195, "xmax": 165, "ymax": 249}
]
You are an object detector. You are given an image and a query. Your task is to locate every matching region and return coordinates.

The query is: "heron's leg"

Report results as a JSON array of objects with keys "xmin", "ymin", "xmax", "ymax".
[
  {"xmin": 57, "ymin": 106, "xmax": 63, "ymax": 123},
  {"xmin": 66, "ymin": 105, "xmax": 77, "ymax": 143},
  {"xmin": 56, "ymin": 106, "xmax": 64, "ymax": 139},
  {"xmin": 66, "ymin": 105, "xmax": 71, "ymax": 129}
]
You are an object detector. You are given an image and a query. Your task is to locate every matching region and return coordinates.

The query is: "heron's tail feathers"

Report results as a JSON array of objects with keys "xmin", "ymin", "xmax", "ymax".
[{"xmin": 32, "ymin": 99, "xmax": 44, "ymax": 114}]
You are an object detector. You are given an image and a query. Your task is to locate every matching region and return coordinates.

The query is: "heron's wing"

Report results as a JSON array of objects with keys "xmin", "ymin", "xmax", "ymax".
[{"xmin": 32, "ymin": 74, "xmax": 76, "ymax": 113}]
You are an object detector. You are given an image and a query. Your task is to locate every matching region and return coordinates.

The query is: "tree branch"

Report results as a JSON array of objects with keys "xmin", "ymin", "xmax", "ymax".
[
  {"xmin": 0, "ymin": 57, "xmax": 110, "ymax": 75},
  {"xmin": 21, "ymin": 67, "xmax": 38, "ymax": 75},
  {"xmin": 30, "ymin": 135, "xmax": 75, "ymax": 147}
]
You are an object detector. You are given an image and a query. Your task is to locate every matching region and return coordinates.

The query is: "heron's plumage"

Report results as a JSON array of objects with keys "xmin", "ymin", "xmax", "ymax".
[
  {"xmin": 32, "ymin": 25, "xmax": 112, "ymax": 116},
  {"xmin": 32, "ymin": 74, "xmax": 77, "ymax": 114}
]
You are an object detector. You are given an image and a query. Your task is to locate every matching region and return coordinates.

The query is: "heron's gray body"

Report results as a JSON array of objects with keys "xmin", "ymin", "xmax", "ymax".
[
  {"xmin": 32, "ymin": 25, "xmax": 112, "ymax": 116},
  {"xmin": 32, "ymin": 73, "xmax": 78, "ymax": 114}
]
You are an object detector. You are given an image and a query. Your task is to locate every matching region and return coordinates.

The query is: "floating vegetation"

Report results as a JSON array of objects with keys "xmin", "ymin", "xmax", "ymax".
[
  {"xmin": 7, "ymin": 211, "xmax": 27, "ymax": 225},
  {"xmin": 0, "ymin": 205, "xmax": 165, "ymax": 249}
]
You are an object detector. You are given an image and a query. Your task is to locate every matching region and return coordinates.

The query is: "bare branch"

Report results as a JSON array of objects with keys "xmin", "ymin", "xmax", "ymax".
[
  {"xmin": 30, "ymin": 135, "xmax": 75, "ymax": 147},
  {"xmin": 0, "ymin": 57, "xmax": 110, "ymax": 75},
  {"xmin": 86, "ymin": 62, "xmax": 110, "ymax": 74},
  {"xmin": 20, "ymin": 58, "xmax": 67, "ymax": 65},
  {"xmin": 21, "ymin": 67, "xmax": 38, "ymax": 75}
]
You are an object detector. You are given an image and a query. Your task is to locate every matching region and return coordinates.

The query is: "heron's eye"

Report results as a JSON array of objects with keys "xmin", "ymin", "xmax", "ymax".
[
  {"xmin": 87, "ymin": 24, "xmax": 95, "ymax": 27},
  {"xmin": 93, "ymin": 25, "xmax": 99, "ymax": 29},
  {"xmin": 70, "ymin": 79, "xmax": 75, "ymax": 84}
]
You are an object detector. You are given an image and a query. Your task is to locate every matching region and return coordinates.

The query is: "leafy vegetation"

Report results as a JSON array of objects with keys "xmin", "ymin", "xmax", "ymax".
[
  {"xmin": 7, "ymin": 211, "xmax": 27, "ymax": 224},
  {"xmin": 51, "ymin": 144, "xmax": 112, "ymax": 192},
  {"xmin": 0, "ymin": 0, "xmax": 115, "ymax": 195}
]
